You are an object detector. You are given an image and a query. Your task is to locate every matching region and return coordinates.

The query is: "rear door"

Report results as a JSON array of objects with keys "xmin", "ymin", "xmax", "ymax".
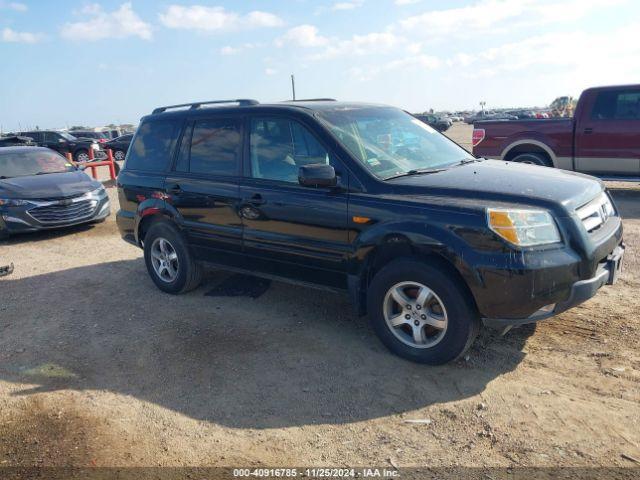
[
  {"xmin": 238, "ymin": 115, "xmax": 351, "ymax": 289},
  {"xmin": 575, "ymin": 87, "xmax": 640, "ymax": 175},
  {"xmin": 164, "ymin": 116, "xmax": 244, "ymax": 263}
]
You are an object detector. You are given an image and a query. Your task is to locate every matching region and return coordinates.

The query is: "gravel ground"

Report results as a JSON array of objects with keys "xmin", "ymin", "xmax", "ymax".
[{"xmin": 0, "ymin": 123, "xmax": 639, "ymax": 471}]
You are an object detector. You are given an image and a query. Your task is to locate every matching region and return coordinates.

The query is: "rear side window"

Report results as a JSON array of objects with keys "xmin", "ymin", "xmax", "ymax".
[
  {"xmin": 188, "ymin": 119, "xmax": 242, "ymax": 176},
  {"xmin": 125, "ymin": 119, "xmax": 181, "ymax": 172},
  {"xmin": 591, "ymin": 90, "xmax": 640, "ymax": 120}
]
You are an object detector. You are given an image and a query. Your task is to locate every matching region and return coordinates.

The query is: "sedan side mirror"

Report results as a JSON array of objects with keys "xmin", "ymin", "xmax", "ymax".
[{"xmin": 298, "ymin": 164, "xmax": 337, "ymax": 188}]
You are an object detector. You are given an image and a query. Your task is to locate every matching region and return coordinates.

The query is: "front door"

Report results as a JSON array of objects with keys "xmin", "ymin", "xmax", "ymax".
[
  {"xmin": 238, "ymin": 116, "xmax": 351, "ymax": 289},
  {"xmin": 575, "ymin": 87, "xmax": 640, "ymax": 175},
  {"xmin": 165, "ymin": 117, "xmax": 244, "ymax": 263}
]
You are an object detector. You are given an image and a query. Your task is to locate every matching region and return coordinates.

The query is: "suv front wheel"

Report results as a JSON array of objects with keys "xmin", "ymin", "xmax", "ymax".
[
  {"xmin": 367, "ymin": 259, "xmax": 479, "ymax": 365},
  {"xmin": 143, "ymin": 222, "xmax": 202, "ymax": 294}
]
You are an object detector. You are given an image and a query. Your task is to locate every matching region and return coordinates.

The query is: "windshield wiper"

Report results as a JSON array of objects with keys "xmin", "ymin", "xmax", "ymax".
[{"xmin": 384, "ymin": 167, "xmax": 448, "ymax": 181}]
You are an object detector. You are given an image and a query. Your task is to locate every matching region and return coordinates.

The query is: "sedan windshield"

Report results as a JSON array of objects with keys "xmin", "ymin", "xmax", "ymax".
[
  {"xmin": 318, "ymin": 106, "xmax": 474, "ymax": 179},
  {"xmin": 0, "ymin": 150, "xmax": 74, "ymax": 178}
]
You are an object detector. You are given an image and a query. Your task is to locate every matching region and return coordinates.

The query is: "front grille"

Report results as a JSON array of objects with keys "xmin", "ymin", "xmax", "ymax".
[
  {"xmin": 29, "ymin": 199, "xmax": 97, "ymax": 224},
  {"xmin": 576, "ymin": 193, "xmax": 616, "ymax": 233}
]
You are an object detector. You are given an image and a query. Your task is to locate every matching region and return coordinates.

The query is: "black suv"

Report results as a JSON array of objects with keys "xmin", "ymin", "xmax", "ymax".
[
  {"xmin": 18, "ymin": 130, "xmax": 105, "ymax": 162},
  {"xmin": 117, "ymin": 99, "xmax": 624, "ymax": 364}
]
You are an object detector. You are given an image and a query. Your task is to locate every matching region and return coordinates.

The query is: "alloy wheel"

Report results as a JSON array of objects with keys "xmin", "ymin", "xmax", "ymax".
[
  {"xmin": 383, "ymin": 281, "xmax": 448, "ymax": 349},
  {"xmin": 150, "ymin": 237, "xmax": 179, "ymax": 283}
]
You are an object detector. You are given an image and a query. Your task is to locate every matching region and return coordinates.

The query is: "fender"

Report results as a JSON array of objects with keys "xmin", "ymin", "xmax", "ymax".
[
  {"xmin": 134, "ymin": 196, "xmax": 180, "ymax": 245},
  {"xmin": 500, "ymin": 137, "xmax": 559, "ymax": 167}
]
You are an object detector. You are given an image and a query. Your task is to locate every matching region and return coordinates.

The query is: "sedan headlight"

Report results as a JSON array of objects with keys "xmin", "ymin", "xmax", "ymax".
[
  {"xmin": 487, "ymin": 208, "xmax": 561, "ymax": 247},
  {"xmin": 0, "ymin": 198, "xmax": 31, "ymax": 207},
  {"xmin": 87, "ymin": 186, "xmax": 107, "ymax": 200}
]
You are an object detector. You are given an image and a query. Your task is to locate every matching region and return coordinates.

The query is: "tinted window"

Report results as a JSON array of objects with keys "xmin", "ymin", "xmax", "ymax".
[
  {"xmin": 23, "ymin": 131, "xmax": 43, "ymax": 142},
  {"xmin": 189, "ymin": 119, "xmax": 241, "ymax": 176},
  {"xmin": 174, "ymin": 123, "xmax": 193, "ymax": 173},
  {"xmin": 249, "ymin": 118, "xmax": 330, "ymax": 183},
  {"xmin": 125, "ymin": 119, "xmax": 181, "ymax": 172},
  {"xmin": 592, "ymin": 90, "xmax": 640, "ymax": 120}
]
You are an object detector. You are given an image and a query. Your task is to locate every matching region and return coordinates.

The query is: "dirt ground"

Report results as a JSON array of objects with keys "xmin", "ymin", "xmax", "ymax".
[{"xmin": 0, "ymin": 123, "xmax": 639, "ymax": 472}]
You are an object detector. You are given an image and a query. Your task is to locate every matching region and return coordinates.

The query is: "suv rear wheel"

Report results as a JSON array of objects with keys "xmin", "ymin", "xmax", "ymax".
[
  {"xmin": 143, "ymin": 222, "xmax": 202, "ymax": 294},
  {"xmin": 367, "ymin": 259, "xmax": 479, "ymax": 365}
]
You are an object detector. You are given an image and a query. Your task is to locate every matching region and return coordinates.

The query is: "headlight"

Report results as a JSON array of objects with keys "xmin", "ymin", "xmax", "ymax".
[
  {"xmin": 487, "ymin": 208, "xmax": 561, "ymax": 247},
  {"xmin": 87, "ymin": 186, "xmax": 107, "ymax": 199},
  {"xmin": 0, "ymin": 198, "xmax": 31, "ymax": 207}
]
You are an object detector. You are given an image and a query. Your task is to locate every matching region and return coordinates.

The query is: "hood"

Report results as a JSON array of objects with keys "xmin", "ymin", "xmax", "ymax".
[
  {"xmin": 0, "ymin": 171, "xmax": 99, "ymax": 200},
  {"xmin": 387, "ymin": 159, "xmax": 602, "ymax": 213}
]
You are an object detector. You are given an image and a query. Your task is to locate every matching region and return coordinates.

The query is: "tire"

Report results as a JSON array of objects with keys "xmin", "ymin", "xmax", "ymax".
[
  {"xmin": 143, "ymin": 222, "xmax": 202, "ymax": 294},
  {"xmin": 113, "ymin": 149, "xmax": 126, "ymax": 162},
  {"xmin": 511, "ymin": 152, "xmax": 551, "ymax": 167},
  {"xmin": 74, "ymin": 149, "xmax": 90, "ymax": 162},
  {"xmin": 367, "ymin": 258, "xmax": 480, "ymax": 365}
]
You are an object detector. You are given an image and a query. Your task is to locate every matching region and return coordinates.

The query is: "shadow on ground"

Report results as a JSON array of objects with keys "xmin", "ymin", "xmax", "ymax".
[{"xmin": 0, "ymin": 260, "xmax": 534, "ymax": 429}]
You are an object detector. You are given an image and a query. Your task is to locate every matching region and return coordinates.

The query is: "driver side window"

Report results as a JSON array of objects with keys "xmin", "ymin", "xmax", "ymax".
[{"xmin": 249, "ymin": 117, "xmax": 331, "ymax": 184}]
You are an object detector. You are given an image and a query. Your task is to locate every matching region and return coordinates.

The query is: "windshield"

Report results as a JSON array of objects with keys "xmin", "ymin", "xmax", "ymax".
[
  {"xmin": 318, "ymin": 106, "xmax": 474, "ymax": 180},
  {"xmin": 0, "ymin": 150, "xmax": 75, "ymax": 178}
]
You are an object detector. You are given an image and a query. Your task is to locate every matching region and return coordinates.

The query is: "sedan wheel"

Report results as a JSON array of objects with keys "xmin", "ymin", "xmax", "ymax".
[
  {"xmin": 150, "ymin": 237, "xmax": 179, "ymax": 283},
  {"xmin": 114, "ymin": 149, "xmax": 126, "ymax": 161},
  {"xmin": 383, "ymin": 281, "xmax": 448, "ymax": 348}
]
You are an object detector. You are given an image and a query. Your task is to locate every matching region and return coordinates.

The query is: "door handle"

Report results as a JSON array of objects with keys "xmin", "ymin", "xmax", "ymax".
[
  {"xmin": 584, "ymin": 127, "xmax": 593, "ymax": 134},
  {"xmin": 168, "ymin": 184, "xmax": 183, "ymax": 195},
  {"xmin": 247, "ymin": 194, "xmax": 266, "ymax": 206}
]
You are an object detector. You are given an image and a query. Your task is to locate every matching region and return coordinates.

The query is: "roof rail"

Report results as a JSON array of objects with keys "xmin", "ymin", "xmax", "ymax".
[
  {"xmin": 152, "ymin": 99, "xmax": 259, "ymax": 114},
  {"xmin": 287, "ymin": 98, "xmax": 337, "ymax": 102}
]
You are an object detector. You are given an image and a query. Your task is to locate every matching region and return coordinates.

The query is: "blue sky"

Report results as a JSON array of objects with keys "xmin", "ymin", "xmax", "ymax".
[{"xmin": 1, "ymin": 0, "xmax": 638, "ymax": 131}]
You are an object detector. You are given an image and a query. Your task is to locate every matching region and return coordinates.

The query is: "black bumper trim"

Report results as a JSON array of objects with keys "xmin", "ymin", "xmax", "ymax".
[{"xmin": 483, "ymin": 243, "xmax": 625, "ymax": 329}]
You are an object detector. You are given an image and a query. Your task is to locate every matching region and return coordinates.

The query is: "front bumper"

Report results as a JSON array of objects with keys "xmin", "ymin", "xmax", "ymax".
[
  {"xmin": 483, "ymin": 243, "xmax": 625, "ymax": 328},
  {"xmin": 0, "ymin": 194, "xmax": 110, "ymax": 236}
]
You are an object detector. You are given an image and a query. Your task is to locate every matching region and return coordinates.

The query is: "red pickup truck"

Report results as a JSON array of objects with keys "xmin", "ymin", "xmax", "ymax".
[{"xmin": 472, "ymin": 84, "xmax": 640, "ymax": 176}]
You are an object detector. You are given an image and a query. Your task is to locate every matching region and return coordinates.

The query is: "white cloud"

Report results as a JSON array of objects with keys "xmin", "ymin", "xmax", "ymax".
[
  {"xmin": 331, "ymin": 0, "xmax": 364, "ymax": 11},
  {"xmin": 2, "ymin": 27, "xmax": 43, "ymax": 43},
  {"xmin": 313, "ymin": 31, "xmax": 403, "ymax": 59},
  {"xmin": 276, "ymin": 25, "xmax": 329, "ymax": 48},
  {"xmin": 0, "ymin": 1, "xmax": 27, "ymax": 11},
  {"xmin": 349, "ymin": 53, "xmax": 440, "ymax": 81},
  {"xmin": 395, "ymin": 0, "xmax": 421, "ymax": 5},
  {"xmin": 61, "ymin": 3, "xmax": 152, "ymax": 41},
  {"xmin": 265, "ymin": 68, "xmax": 278, "ymax": 76},
  {"xmin": 159, "ymin": 5, "xmax": 284, "ymax": 32},
  {"xmin": 451, "ymin": 21, "xmax": 640, "ymax": 86},
  {"xmin": 398, "ymin": 0, "xmax": 622, "ymax": 38},
  {"xmin": 219, "ymin": 42, "xmax": 262, "ymax": 55}
]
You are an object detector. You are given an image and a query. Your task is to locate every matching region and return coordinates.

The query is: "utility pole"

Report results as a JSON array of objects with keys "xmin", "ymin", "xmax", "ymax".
[
  {"xmin": 291, "ymin": 74, "xmax": 296, "ymax": 101},
  {"xmin": 479, "ymin": 101, "xmax": 486, "ymax": 113}
]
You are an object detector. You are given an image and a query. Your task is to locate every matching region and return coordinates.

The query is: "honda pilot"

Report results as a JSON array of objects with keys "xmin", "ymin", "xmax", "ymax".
[{"xmin": 116, "ymin": 99, "xmax": 624, "ymax": 365}]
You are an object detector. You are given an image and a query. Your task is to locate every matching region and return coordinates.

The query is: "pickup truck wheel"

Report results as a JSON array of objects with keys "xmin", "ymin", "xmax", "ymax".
[
  {"xmin": 143, "ymin": 222, "xmax": 202, "ymax": 294},
  {"xmin": 511, "ymin": 153, "xmax": 551, "ymax": 167},
  {"xmin": 367, "ymin": 259, "xmax": 480, "ymax": 365}
]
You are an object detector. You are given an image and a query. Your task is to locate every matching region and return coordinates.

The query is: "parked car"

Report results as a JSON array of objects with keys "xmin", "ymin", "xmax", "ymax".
[
  {"xmin": 117, "ymin": 98, "xmax": 624, "ymax": 365},
  {"xmin": 16, "ymin": 130, "xmax": 106, "ymax": 162},
  {"xmin": 69, "ymin": 130, "xmax": 109, "ymax": 143},
  {"xmin": 473, "ymin": 83, "xmax": 640, "ymax": 176},
  {"xmin": 414, "ymin": 114, "xmax": 451, "ymax": 132},
  {"xmin": 506, "ymin": 110, "xmax": 537, "ymax": 120},
  {"xmin": 0, "ymin": 147, "xmax": 110, "ymax": 238},
  {"xmin": 0, "ymin": 135, "xmax": 37, "ymax": 147},
  {"xmin": 465, "ymin": 111, "xmax": 517, "ymax": 124},
  {"xmin": 105, "ymin": 133, "xmax": 134, "ymax": 161}
]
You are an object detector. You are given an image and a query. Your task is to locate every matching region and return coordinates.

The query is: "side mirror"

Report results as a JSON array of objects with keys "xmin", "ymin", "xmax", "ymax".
[{"xmin": 298, "ymin": 164, "xmax": 337, "ymax": 188}]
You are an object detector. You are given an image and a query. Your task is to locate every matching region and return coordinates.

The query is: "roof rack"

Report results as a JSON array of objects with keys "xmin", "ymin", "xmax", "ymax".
[
  {"xmin": 152, "ymin": 99, "xmax": 259, "ymax": 114},
  {"xmin": 287, "ymin": 98, "xmax": 337, "ymax": 102}
]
